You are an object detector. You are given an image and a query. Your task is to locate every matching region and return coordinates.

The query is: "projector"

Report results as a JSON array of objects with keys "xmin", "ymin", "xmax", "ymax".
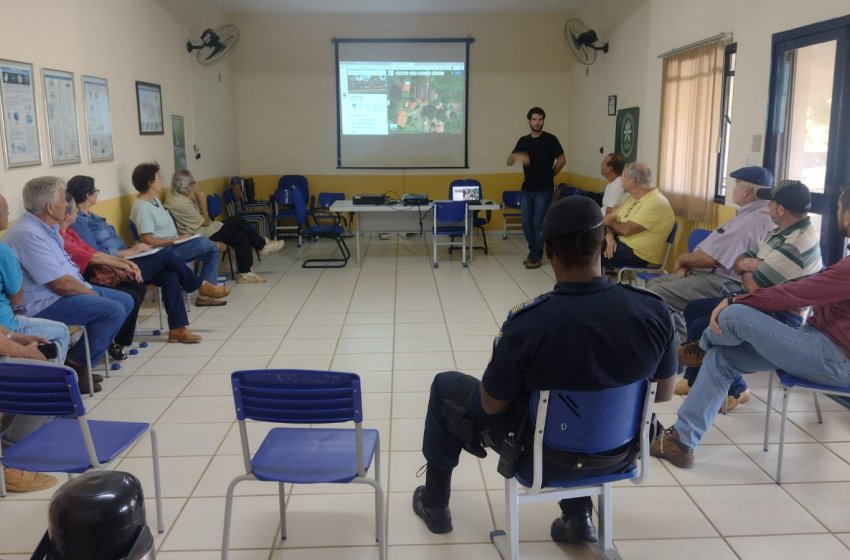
[
  {"xmin": 402, "ymin": 193, "xmax": 429, "ymax": 205},
  {"xmin": 352, "ymin": 194, "xmax": 388, "ymax": 205}
]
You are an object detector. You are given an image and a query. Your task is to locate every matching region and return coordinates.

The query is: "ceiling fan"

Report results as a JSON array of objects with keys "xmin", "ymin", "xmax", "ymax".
[
  {"xmin": 564, "ymin": 18, "xmax": 609, "ymax": 66},
  {"xmin": 186, "ymin": 24, "xmax": 240, "ymax": 65}
]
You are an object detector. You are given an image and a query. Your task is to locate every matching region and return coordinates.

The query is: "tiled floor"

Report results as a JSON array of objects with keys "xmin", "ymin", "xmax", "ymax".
[{"xmin": 3, "ymin": 233, "xmax": 850, "ymax": 559}]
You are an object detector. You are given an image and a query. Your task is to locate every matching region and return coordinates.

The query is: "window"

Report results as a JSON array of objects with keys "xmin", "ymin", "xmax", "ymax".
[
  {"xmin": 714, "ymin": 43, "xmax": 736, "ymax": 202},
  {"xmin": 657, "ymin": 37, "xmax": 728, "ymax": 224}
]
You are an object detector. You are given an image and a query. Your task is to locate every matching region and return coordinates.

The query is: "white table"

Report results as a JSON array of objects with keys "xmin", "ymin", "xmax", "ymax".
[{"xmin": 329, "ymin": 199, "xmax": 500, "ymax": 265}]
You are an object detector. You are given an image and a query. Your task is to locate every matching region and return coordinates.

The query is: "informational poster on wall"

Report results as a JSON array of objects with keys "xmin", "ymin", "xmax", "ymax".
[
  {"xmin": 42, "ymin": 68, "xmax": 81, "ymax": 165},
  {"xmin": 615, "ymin": 107, "xmax": 640, "ymax": 164},
  {"xmin": 171, "ymin": 114, "xmax": 186, "ymax": 172},
  {"xmin": 82, "ymin": 75, "xmax": 114, "ymax": 162},
  {"xmin": 0, "ymin": 59, "xmax": 41, "ymax": 168}
]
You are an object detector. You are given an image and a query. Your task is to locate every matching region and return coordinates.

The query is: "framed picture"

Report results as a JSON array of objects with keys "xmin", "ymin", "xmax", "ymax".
[
  {"xmin": 82, "ymin": 75, "xmax": 114, "ymax": 162},
  {"xmin": 135, "ymin": 81, "xmax": 163, "ymax": 135},
  {"xmin": 607, "ymin": 95, "xmax": 617, "ymax": 116},
  {"xmin": 0, "ymin": 59, "xmax": 42, "ymax": 168},
  {"xmin": 171, "ymin": 114, "xmax": 187, "ymax": 171},
  {"xmin": 42, "ymin": 68, "xmax": 81, "ymax": 165}
]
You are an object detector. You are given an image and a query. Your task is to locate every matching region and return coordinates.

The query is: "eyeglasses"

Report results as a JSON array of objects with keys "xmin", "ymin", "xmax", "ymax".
[{"xmin": 91, "ymin": 189, "xmax": 100, "ymax": 196}]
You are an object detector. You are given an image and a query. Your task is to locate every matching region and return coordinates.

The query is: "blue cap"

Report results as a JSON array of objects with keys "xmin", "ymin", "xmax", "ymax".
[{"xmin": 730, "ymin": 166, "xmax": 773, "ymax": 188}]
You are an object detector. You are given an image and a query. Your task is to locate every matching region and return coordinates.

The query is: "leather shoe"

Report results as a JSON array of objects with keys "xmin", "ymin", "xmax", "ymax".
[
  {"xmin": 77, "ymin": 374, "xmax": 102, "ymax": 394},
  {"xmin": 66, "ymin": 361, "xmax": 103, "ymax": 392},
  {"xmin": 195, "ymin": 295, "xmax": 227, "ymax": 307},
  {"xmin": 550, "ymin": 509, "xmax": 598, "ymax": 544},
  {"xmin": 412, "ymin": 486, "xmax": 452, "ymax": 534},
  {"xmin": 168, "ymin": 327, "xmax": 202, "ymax": 344},
  {"xmin": 198, "ymin": 281, "xmax": 230, "ymax": 299},
  {"xmin": 108, "ymin": 343, "xmax": 128, "ymax": 361},
  {"xmin": 3, "ymin": 468, "xmax": 57, "ymax": 493}
]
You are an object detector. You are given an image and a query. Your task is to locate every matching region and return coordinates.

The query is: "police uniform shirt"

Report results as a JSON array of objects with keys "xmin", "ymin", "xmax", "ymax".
[
  {"xmin": 481, "ymin": 277, "xmax": 676, "ymax": 403},
  {"xmin": 512, "ymin": 131, "xmax": 564, "ymax": 192}
]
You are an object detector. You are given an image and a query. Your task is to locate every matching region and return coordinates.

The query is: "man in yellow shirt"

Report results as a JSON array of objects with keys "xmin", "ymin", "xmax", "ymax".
[{"xmin": 602, "ymin": 163, "xmax": 675, "ymax": 268}]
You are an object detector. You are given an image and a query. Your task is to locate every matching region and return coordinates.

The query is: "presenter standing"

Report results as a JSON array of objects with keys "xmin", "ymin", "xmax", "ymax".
[{"xmin": 507, "ymin": 107, "xmax": 565, "ymax": 269}]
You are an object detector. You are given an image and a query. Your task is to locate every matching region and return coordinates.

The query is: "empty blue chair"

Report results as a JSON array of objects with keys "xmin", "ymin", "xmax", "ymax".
[
  {"xmin": 290, "ymin": 187, "xmax": 350, "ymax": 267},
  {"xmin": 0, "ymin": 361, "xmax": 164, "ymax": 533},
  {"xmin": 432, "ymin": 201, "xmax": 468, "ymax": 268},
  {"xmin": 490, "ymin": 379, "xmax": 656, "ymax": 560},
  {"xmin": 502, "ymin": 191, "xmax": 522, "ymax": 239},
  {"xmin": 221, "ymin": 369, "xmax": 385, "ymax": 560}
]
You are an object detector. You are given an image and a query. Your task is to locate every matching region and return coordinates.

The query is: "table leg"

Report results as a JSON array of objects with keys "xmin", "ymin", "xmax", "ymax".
[{"xmin": 355, "ymin": 218, "xmax": 362, "ymax": 266}]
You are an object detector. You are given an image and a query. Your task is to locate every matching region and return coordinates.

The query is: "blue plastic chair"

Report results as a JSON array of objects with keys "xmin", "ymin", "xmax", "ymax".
[
  {"xmin": 207, "ymin": 193, "xmax": 237, "ymax": 279},
  {"xmin": 224, "ymin": 185, "xmax": 273, "ymax": 240},
  {"xmin": 221, "ymin": 369, "xmax": 385, "ymax": 560},
  {"xmin": 501, "ymin": 191, "xmax": 522, "ymax": 239},
  {"xmin": 0, "ymin": 361, "xmax": 164, "ymax": 533},
  {"xmin": 490, "ymin": 379, "xmax": 656, "ymax": 560},
  {"xmin": 614, "ymin": 222, "xmax": 679, "ymax": 283},
  {"xmin": 432, "ymin": 201, "xmax": 469, "ymax": 268},
  {"xmin": 449, "ymin": 179, "xmax": 490, "ymax": 254},
  {"xmin": 762, "ymin": 370, "xmax": 850, "ymax": 483},
  {"xmin": 273, "ymin": 175, "xmax": 310, "ymax": 238},
  {"xmin": 289, "ymin": 187, "xmax": 350, "ymax": 268},
  {"xmin": 634, "ymin": 226, "xmax": 709, "ymax": 284}
]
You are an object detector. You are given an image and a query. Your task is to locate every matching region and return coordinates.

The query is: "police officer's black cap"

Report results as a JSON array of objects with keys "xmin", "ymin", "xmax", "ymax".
[{"xmin": 542, "ymin": 197, "xmax": 604, "ymax": 239}]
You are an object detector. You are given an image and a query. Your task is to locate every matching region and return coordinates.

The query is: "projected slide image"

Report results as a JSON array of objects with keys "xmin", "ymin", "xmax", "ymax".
[{"xmin": 339, "ymin": 61, "xmax": 464, "ymax": 137}]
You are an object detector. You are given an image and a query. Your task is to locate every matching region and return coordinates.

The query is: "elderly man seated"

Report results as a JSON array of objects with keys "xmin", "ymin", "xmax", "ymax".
[
  {"xmin": 165, "ymin": 169, "xmax": 283, "ymax": 284},
  {"xmin": 0, "ymin": 192, "xmax": 69, "ymax": 493},
  {"xmin": 3, "ymin": 176, "xmax": 132, "ymax": 394},
  {"xmin": 602, "ymin": 163, "xmax": 675, "ymax": 270}
]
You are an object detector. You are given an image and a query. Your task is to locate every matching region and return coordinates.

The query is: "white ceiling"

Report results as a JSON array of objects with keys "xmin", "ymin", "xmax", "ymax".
[{"xmin": 195, "ymin": 0, "xmax": 581, "ymax": 15}]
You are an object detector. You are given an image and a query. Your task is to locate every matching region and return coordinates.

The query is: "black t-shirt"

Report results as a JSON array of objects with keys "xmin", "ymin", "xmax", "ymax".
[
  {"xmin": 481, "ymin": 277, "xmax": 676, "ymax": 404},
  {"xmin": 512, "ymin": 131, "xmax": 564, "ymax": 191}
]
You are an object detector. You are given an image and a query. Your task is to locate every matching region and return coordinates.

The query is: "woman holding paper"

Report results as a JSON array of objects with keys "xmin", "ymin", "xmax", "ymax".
[{"xmin": 67, "ymin": 178, "xmax": 229, "ymax": 344}]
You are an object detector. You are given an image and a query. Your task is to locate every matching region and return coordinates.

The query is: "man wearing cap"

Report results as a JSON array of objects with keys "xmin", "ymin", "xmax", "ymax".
[
  {"xmin": 652, "ymin": 182, "xmax": 850, "ymax": 470},
  {"xmin": 413, "ymin": 197, "xmax": 677, "ymax": 544},
  {"xmin": 602, "ymin": 163, "xmax": 675, "ymax": 269},
  {"xmin": 647, "ymin": 166, "xmax": 775, "ymax": 337},
  {"xmin": 673, "ymin": 179, "xmax": 822, "ymax": 409}
]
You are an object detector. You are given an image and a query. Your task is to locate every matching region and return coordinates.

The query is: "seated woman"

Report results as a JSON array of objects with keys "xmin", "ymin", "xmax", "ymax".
[
  {"xmin": 62, "ymin": 189, "xmax": 228, "ymax": 344},
  {"xmin": 129, "ymin": 162, "xmax": 224, "ymax": 306},
  {"xmin": 165, "ymin": 170, "xmax": 283, "ymax": 284}
]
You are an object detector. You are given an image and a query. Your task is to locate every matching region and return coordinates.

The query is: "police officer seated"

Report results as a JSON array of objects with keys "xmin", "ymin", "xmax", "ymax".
[{"xmin": 413, "ymin": 196, "xmax": 677, "ymax": 544}]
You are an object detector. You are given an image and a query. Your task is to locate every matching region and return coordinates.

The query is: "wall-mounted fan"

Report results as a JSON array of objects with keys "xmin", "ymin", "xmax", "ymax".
[
  {"xmin": 186, "ymin": 24, "xmax": 240, "ymax": 65},
  {"xmin": 563, "ymin": 18, "xmax": 609, "ymax": 66}
]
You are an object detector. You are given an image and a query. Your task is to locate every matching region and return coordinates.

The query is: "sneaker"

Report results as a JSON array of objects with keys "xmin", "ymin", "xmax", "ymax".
[
  {"xmin": 259, "ymin": 239, "xmax": 285, "ymax": 257},
  {"xmin": 674, "ymin": 377, "xmax": 691, "ymax": 396},
  {"xmin": 168, "ymin": 327, "xmax": 202, "ymax": 344},
  {"xmin": 678, "ymin": 341, "xmax": 706, "ymax": 368},
  {"xmin": 198, "ymin": 281, "xmax": 230, "ymax": 299},
  {"xmin": 3, "ymin": 468, "xmax": 57, "ymax": 493},
  {"xmin": 195, "ymin": 295, "xmax": 227, "ymax": 307},
  {"xmin": 720, "ymin": 388, "xmax": 751, "ymax": 413},
  {"xmin": 524, "ymin": 259, "xmax": 542, "ymax": 269},
  {"xmin": 550, "ymin": 510, "xmax": 598, "ymax": 544},
  {"xmin": 650, "ymin": 427, "xmax": 694, "ymax": 469},
  {"xmin": 237, "ymin": 271, "xmax": 267, "ymax": 284},
  {"xmin": 412, "ymin": 485, "xmax": 452, "ymax": 534}
]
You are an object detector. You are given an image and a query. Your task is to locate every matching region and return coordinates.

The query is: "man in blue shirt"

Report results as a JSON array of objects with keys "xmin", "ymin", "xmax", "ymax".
[{"xmin": 4, "ymin": 177, "xmax": 132, "ymax": 393}]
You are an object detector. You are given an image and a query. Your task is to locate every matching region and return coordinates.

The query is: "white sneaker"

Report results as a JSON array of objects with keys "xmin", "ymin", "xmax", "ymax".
[
  {"xmin": 259, "ymin": 239, "xmax": 285, "ymax": 257},
  {"xmin": 237, "ymin": 271, "xmax": 267, "ymax": 284}
]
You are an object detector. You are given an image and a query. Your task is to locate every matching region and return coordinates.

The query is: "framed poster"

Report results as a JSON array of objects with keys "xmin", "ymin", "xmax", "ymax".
[
  {"xmin": 42, "ymin": 68, "xmax": 81, "ymax": 165},
  {"xmin": 607, "ymin": 95, "xmax": 617, "ymax": 116},
  {"xmin": 135, "ymin": 81, "xmax": 163, "ymax": 135},
  {"xmin": 615, "ymin": 107, "xmax": 640, "ymax": 164},
  {"xmin": 82, "ymin": 75, "xmax": 114, "ymax": 162},
  {"xmin": 0, "ymin": 59, "xmax": 42, "ymax": 168},
  {"xmin": 171, "ymin": 114, "xmax": 187, "ymax": 171}
]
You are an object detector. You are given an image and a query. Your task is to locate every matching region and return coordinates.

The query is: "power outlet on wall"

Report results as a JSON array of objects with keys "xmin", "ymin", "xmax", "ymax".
[{"xmin": 751, "ymin": 134, "xmax": 762, "ymax": 152}]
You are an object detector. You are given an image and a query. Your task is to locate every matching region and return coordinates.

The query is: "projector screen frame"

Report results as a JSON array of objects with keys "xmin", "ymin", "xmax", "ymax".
[{"xmin": 333, "ymin": 37, "xmax": 474, "ymax": 170}]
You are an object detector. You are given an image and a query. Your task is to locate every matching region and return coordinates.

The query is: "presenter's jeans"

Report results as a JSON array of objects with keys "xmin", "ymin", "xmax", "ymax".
[{"xmin": 520, "ymin": 190, "xmax": 552, "ymax": 261}]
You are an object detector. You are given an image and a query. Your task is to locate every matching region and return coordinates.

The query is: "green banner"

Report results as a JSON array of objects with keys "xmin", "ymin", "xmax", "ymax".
[{"xmin": 615, "ymin": 107, "xmax": 640, "ymax": 164}]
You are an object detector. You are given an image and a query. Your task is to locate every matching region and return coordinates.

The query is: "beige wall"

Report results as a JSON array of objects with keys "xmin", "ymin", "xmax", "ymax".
[
  {"xmin": 0, "ymin": 0, "xmax": 238, "ymax": 222},
  {"xmin": 231, "ymin": 12, "xmax": 573, "ymax": 178}
]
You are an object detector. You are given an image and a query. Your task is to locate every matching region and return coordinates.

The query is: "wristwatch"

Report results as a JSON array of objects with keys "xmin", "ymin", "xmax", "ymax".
[{"xmin": 726, "ymin": 295, "xmax": 736, "ymax": 306}]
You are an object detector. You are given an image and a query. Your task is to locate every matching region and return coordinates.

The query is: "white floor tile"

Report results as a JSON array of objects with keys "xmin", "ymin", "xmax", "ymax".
[{"xmin": 726, "ymin": 534, "xmax": 850, "ymax": 560}]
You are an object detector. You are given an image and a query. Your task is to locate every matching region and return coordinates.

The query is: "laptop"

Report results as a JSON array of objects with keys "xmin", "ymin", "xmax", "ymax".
[{"xmin": 451, "ymin": 184, "xmax": 482, "ymax": 202}]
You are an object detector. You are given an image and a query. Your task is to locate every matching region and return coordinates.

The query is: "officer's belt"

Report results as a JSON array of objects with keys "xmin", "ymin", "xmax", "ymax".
[{"xmin": 540, "ymin": 439, "xmax": 638, "ymax": 471}]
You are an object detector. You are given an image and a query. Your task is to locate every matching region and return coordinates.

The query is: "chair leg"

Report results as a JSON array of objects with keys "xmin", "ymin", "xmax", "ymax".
[
  {"xmin": 597, "ymin": 483, "xmax": 614, "ymax": 554},
  {"xmin": 279, "ymin": 482, "xmax": 288, "ymax": 539},
  {"xmin": 80, "ymin": 327, "xmax": 94, "ymax": 397},
  {"xmin": 226, "ymin": 249, "xmax": 236, "ymax": 281},
  {"xmin": 221, "ymin": 474, "xmax": 253, "ymax": 560},
  {"xmin": 813, "ymin": 393, "xmax": 823, "ymax": 423},
  {"xmin": 479, "ymin": 227, "xmax": 489, "ymax": 254},
  {"xmin": 764, "ymin": 372, "xmax": 775, "ymax": 452},
  {"xmin": 0, "ymin": 464, "xmax": 6, "ymax": 497},
  {"xmin": 776, "ymin": 388, "xmax": 792, "ymax": 483},
  {"xmin": 149, "ymin": 428, "xmax": 164, "ymax": 533}
]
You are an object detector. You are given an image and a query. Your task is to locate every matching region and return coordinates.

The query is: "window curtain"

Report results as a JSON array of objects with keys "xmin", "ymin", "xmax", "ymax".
[{"xmin": 658, "ymin": 40, "xmax": 727, "ymax": 224}]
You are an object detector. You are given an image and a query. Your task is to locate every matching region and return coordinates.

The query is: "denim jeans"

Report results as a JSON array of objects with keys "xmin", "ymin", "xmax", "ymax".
[
  {"xmin": 33, "ymin": 286, "xmax": 133, "ymax": 366},
  {"xmin": 674, "ymin": 304, "xmax": 850, "ymax": 449},
  {"xmin": 520, "ymin": 190, "xmax": 552, "ymax": 261},
  {"xmin": 167, "ymin": 236, "xmax": 219, "ymax": 285},
  {"xmin": 14, "ymin": 316, "xmax": 71, "ymax": 363}
]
